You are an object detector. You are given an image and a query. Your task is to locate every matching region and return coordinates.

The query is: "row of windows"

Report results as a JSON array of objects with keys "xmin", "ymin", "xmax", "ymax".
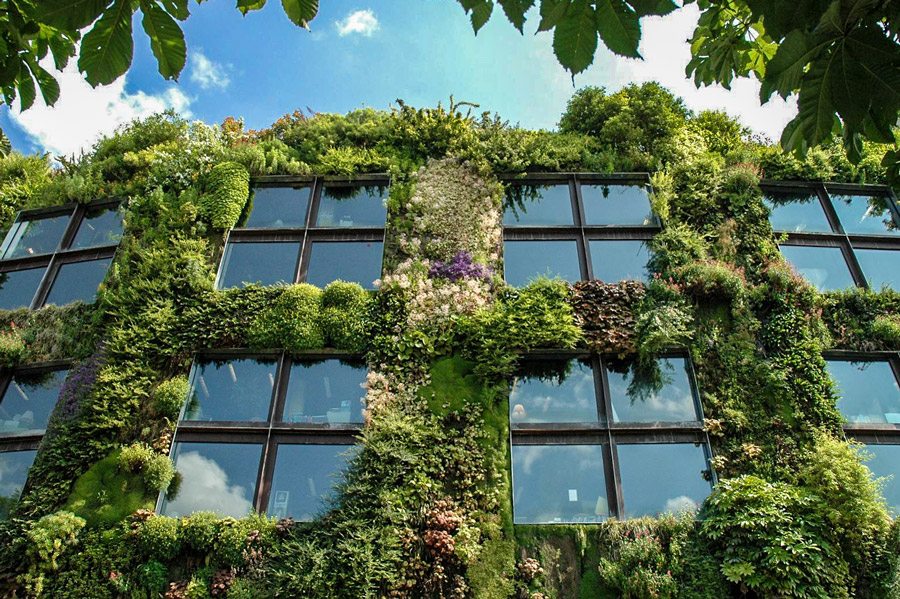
[
  {"xmin": 0, "ymin": 202, "xmax": 124, "ymax": 310},
  {"xmin": 2, "ymin": 352, "xmax": 899, "ymax": 521}
]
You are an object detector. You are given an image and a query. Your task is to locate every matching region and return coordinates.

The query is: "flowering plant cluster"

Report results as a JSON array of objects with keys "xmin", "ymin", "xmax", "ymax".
[
  {"xmin": 429, "ymin": 251, "xmax": 493, "ymax": 283},
  {"xmin": 56, "ymin": 344, "xmax": 107, "ymax": 422},
  {"xmin": 0, "ymin": 321, "xmax": 27, "ymax": 368}
]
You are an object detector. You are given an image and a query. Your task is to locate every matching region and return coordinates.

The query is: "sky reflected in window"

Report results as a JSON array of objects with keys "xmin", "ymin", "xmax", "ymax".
[
  {"xmin": 70, "ymin": 205, "xmax": 124, "ymax": 249},
  {"xmin": 607, "ymin": 357, "xmax": 699, "ymax": 422},
  {"xmin": 504, "ymin": 240, "xmax": 580, "ymax": 287},
  {"xmin": 268, "ymin": 444, "xmax": 351, "ymax": 520},
  {"xmin": 779, "ymin": 245, "xmax": 855, "ymax": 291},
  {"xmin": 317, "ymin": 186, "xmax": 388, "ymax": 228},
  {"xmin": 0, "ymin": 369, "xmax": 68, "ymax": 434},
  {"xmin": 582, "ymin": 184, "xmax": 655, "ymax": 226},
  {"xmin": 512, "ymin": 444, "xmax": 608, "ymax": 523},
  {"xmin": 282, "ymin": 360, "xmax": 366, "ymax": 424},
  {"xmin": 44, "ymin": 258, "xmax": 111, "ymax": 305},
  {"xmin": 0, "ymin": 450, "xmax": 36, "ymax": 520},
  {"xmin": 503, "ymin": 184, "xmax": 574, "ymax": 226},
  {"xmin": 218, "ymin": 241, "xmax": 300, "ymax": 289},
  {"xmin": 589, "ymin": 240, "xmax": 650, "ymax": 283},
  {"xmin": 830, "ymin": 194, "xmax": 899, "ymax": 235},
  {"xmin": 0, "ymin": 267, "xmax": 45, "ymax": 310},
  {"xmin": 854, "ymin": 248, "xmax": 899, "ymax": 291},
  {"xmin": 865, "ymin": 444, "xmax": 900, "ymax": 516},
  {"xmin": 245, "ymin": 187, "xmax": 310, "ymax": 229},
  {"xmin": 306, "ymin": 241, "xmax": 383, "ymax": 289},
  {"xmin": 764, "ymin": 191, "xmax": 832, "ymax": 233},
  {"xmin": 617, "ymin": 443, "xmax": 711, "ymax": 518},
  {"xmin": 1, "ymin": 213, "xmax": 70, "ymax": 259},
  {"xmin": 826, "ymin": 360, "xmax": 900, "ymax": 424},
  {"xmin": 509, "ymin": 359, "xmax": 599, "ymax": 424},
  {"xmin": 184, "ymin": 359, "xmax": 276, "ymax": 422},
  {"xmin": 161, "ymin": 442, "xmax": 262, "ymax": 518}
]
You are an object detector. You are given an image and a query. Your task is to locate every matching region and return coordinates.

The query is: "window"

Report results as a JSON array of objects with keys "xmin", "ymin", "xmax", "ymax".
[
  {"xmin": 826, "ymin": 353, "xmax": 900, "ymax": 516},
  {"xmin": 0, "ymin": 362, "xmax": 70, "ymax": 519},
  {"xmin": 0, "ymin": 201, "xmax": 123, "ymax": 309},
  {"xmin": 218, "ymin": 178, "xmax": 388, "ymax": 290},
  {"xmin": 509, "ymin": 353, "xmax": 713, "ymax": 523},
  {"xmin": 765, "ymin": 182, "xmax": 900, "ymax": 291},
  {"xmin": 502, "ymin": 175, "xmax": 659, "ymax": 287},
  {"xmin": 160, "ymin": 353, "xmax": 364, "ymax": 519}
]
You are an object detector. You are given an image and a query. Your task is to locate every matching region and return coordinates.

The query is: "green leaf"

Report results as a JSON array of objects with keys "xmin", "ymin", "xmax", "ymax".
[
  {"xmin": 280, "ymin": 0, "xmax": 318, "ymax": 29},
  {"xmin": 595, "ymin": 0, "xmax": 641, "ymax": 58},
  {"xmin": 32, "ymin": 0, "xmax": 110, "ymax": 31},
  {"xmin": 237, "ymin": 0, "xmax": 267, "ymax": 15},
  {"xmin": 538, "ymin": 0, "xmax": 568, "ymax": 32},
  {"xmin": 0, "ymin": 127, "xmax": 11, "ymax": 158},
  {"xmin": 498, "ymin": 0, "xmax": 535, "ymax": 32},
  {"xmin": 760, "ymin": 30, "xmax": 826, "ymax": 102},
  {"xmin": 139, "ymin": 0, "xmax": 187, "ymax": 80},
  {"xmin": 553, "ymin": 0, "xmax": 598, "ymax": 73},
  {"xmin": 30, "ymin": 62, "xmax": 61, "ymax": 105},
  {"xmin": 78, "ymin": 0, "xmax": 135, "ymax": 87},
  {"xmin": 795, "ymin": 54, "xmax": 839, "ymax": 147},
  {"xmin": 467, "ymin": 0, "xmax": 495, "ymax": 32},
  {"xmin": 628, "ymin": 0, "xmax": 678, "ymax": 17},
  {"xmin": 16, "ymin": 67, "xmax": 35, "ymax": 111},
  {"xmin": 43, "ymin": 27, "xmax": 77, "ymax": 71},
  {"xmin": 161, "ymin": 0, "xmax": 191, "ymax": 20}
]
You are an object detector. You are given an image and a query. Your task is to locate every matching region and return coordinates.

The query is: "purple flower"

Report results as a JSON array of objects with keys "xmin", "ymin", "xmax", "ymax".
[{"xmin": 429, "ymin": 251, "xmax": 493, "ymax": 282}]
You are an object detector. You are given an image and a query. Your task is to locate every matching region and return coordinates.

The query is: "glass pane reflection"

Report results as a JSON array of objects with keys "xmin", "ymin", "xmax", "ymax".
[
  {"xmin": 0, "ymin": 369, "xmax": 68, "ymax": 434},
  {"xmin": 764, "ymin": 191, "xmax": 832, "ymax": 233},
  {"xmin": 864, "ymin": 444, "xmax": 900, "ymax": 516},
  {"xmin": 44, "ymin": 258, "xmax": 111, "ymax": 305},
  {"xmin": 268, "ymin": 444, "xmax": 351, "ymax": 520},
  {"xmin": 0, "ymin": 267, "xmax": 45, "ymax": 310},
  {"xmin": 512, "ymin": 444, "xmax": 609, "ymax": 523},
  {"xmin": 509, "ymin": 359, "xmax": 599, "ymax": 424},
  {"xmin": 0, "ymin": 450, "xmax": 36, "ymax": 520},
  {"xmin": 826, "ymin": 360, "xmax": 900, "ymax": 424},
  {"xmin": 617, "ymin": 443, "xmax": 711, "ymax": 518},
  {"xmin": 317, "ymin": 186, "xmax": 388, "ymax": 228},
  {"xmin": 184, "ymin": 359, "xmax": 276, "ymax": 422},
  {"xmin": 218, "ymin": 241, "xmax": 300, "ymax": 289},
  {"xmin": 779, "ymin": 245, "xmax": 855, "ymax": 291},
  {"xmin": 854, "ymin": 249, "xmax": 899, "ymax": 291},
  {"xmin": 282, "ymin": 360, "xmax": 366, "ymax": 424},
  {"xmin": 582, "ymin": 185, "xmax": 655, "ymax": 226},
  {"xmin": 589, "ymin": 240, "xmax": 650, "ymax": 283},
  {"xmin": 503, "ymin": 184, "xmax": 574, "ymax": 226},
  {"xmin": 306, "ymin": 241, "xmax": 383, "ymax": 289},
  {"xmin": 161, "ymin": 442, "xmax": 262, "ymax": 518},
  {"xmin": 830, "ymin": 194, "xmax": 899, "ymax": 235},
  {"xmin": 1, "ymin": 213, "xmax": 70, "ymax": 259},
  {"xmin": 245, "ymin": 187, "xmax": 309, "ymax": 229},
  {"xmin": 70, "ymin": 205, "xmax": 124, "ymax": 249},
  {"xmin": 504, "ymin": 240, "xmax": 581, "ymax": 287},
  {"xmin": 607, "ymin": 358, "xmax": 699, "ymax": 422}
]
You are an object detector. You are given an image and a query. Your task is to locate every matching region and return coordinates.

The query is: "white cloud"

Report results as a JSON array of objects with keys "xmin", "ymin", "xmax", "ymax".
[
  {"xmin": 663, "ymin": 495, "xmax": 699, "ymax": 514},
  {"xmin": 335, "ymin": 9, "xmax": 380, "ymax": 37},
  {"xmin": 189, "ymin": 51, "xmax": 231, "ymax": 90},
  {"xmin": 10, "ymin": 61, "xmax": 192, "ymax": 157},
  {"xmin": 164, "ymin": 451, "xmax": 253, "ymax": 518},
  {"xmin": 602, "ymin": 4, "xmax": 797, "ymax": 141}
]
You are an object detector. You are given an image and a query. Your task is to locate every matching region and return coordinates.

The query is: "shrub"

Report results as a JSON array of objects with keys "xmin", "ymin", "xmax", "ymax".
[
  {"xmin": 872, "ymin": 314, "xmax": 900, "ymax": 347},
  {"xmin": 215, "ymin": 513, "xmax": 276, "ymax": 568},
  {"xmin": 248, "ymin": 284, "xmax": 324, "ymax": 352},
  {"xmin": 143, "ymin": 453, "xmax": 176, "ymax": 492},
  {"xmin": 180, "ymin": 511, "xmax": 220, "ymax": 554},
  {"xmin": 137, "ymin": 515, "xmax": 181, "ymax": 561},
  {"xmin": 320, "ymin": 281, "xmax": 371, "ymax": 352},
  {"xmin": 154, "ymin": 376, "xmax": 190, "ymax": 420},
  {"xmin": 136, "ymin": 560, "xmax": 169, "ymax": 594},
  {"xmin": 21, "ymin": 511, "xmax": 86, "ymax": 597},
  {"xmin": 119, "ymin": 442, "xmax": 155, "ymax": 472},
  {"xmin": 0, "ymin": 322, "xmax": 27, "ymax": 368},
  {"xmin": 200, "ymin": 162, "xmax": 250, "ymax": 229}
]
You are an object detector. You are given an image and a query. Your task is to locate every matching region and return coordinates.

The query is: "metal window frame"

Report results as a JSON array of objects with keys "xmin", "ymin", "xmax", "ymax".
[
  {"xmin": 0, "ymin": 360, "xmax": 72, "ymax": 444},
  {"xmin": 501, "ymin": 174, "xmax": 660, "ymax": 285},
  {"xmin": 508, "ymin": 351, "xmax": 714, "ymax": 523},
  {"xmin": 823, "ymin": 350, "xmax": 900, "ymax": 445},
  {"xmin": 159, "ymin": 351, "xmax": 365, "ymax": 517}
]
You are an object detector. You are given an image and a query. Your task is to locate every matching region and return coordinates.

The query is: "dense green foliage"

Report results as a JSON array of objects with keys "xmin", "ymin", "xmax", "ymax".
[{"xmin": 0, "ymin": 82, "xmax": 898, "ymax": 598}]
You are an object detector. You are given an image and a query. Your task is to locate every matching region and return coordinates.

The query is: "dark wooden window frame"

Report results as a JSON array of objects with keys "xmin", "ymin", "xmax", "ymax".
[
  {"xmin": 160, "ymin": 350, "xmax": 365, "ymax": 516},
  {"xmin": 0, "ymin": 200, "xmax": 123, "ymax": 309},
  {"xmin": 216, "ymin": 175, "xmax": 390, "ymax": 291},
  {"xmin": 509, "ymin": 349, "xmax": 715, "ymax": 522},
  {"xmin": 501, "ymin": 173, "xmax": 660, "ymax": 284},
  {"xmin": 763, "ymin": 180, "xmax": 900, "ymax": 290}
]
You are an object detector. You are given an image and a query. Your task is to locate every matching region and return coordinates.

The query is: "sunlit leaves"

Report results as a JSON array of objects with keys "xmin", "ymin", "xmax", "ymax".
[
  {"xmin": 499, "ymin": 0, "xmax": 536, "ymax": 32},
  {"xmin": 554, "ymin": 0, "xmax": 599, "ymax": 74},
  {"xmin": 139, "ymin": 0, "xmax": 187, "ymax": 80},
  {"xmin": 458, "ymin": 0, "xmax": 495, "ymax": 32},
  {"xmin": 237, "ymin": 0, "xmax": 268, "ymax": 15},
  {"xmin": 32, "ymin": 0, "xmax": 109, "ymax": 31},
  {"xmin": 595, "ymin": 0, "xmax": 641, "ymax": 58},
  {"xmin": 281, "ymin": 0, "xmax": 319, "ymax": 29},
  {"xmin": 78, "ymin": 0, "xmax": 135, "ymax": 87}
]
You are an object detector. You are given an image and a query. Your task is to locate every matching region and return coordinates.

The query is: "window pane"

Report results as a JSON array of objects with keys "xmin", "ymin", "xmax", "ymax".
[
  {"xmin": 826, "ymin": 360, "xmax": 900, "ymax": 424},
  {"xmin": 503, "ymin": 184, "xmax": 574, "ymax": 226},
  {"xmin": 504, "ymin": 240, "xmax": 580, "ymax": 287},
  {"xmin": 70, "ymin": 205, "xmax": 124, "ymax": 249},
  {"xmin": 512, "ymin": 444, "xmax": 609, "ymax": 523},
  {"xmin": 218, "ymin": 241, "xmax": 300, "ymax": 289},
  {"xmin": 282, "ymin": 360, "xmax": 366, "ymax": 424},
  {"xmin": 582, "ymin": 184, "xmax": 655, "ymax": 226},
  {"xmin": 0, "ymin": 267, "xmax": 45, "ymax": 310},
  {"xmin": 779, "ymin": 245, "xmax": 855, "ymax": 291},
  {"xmin": 184, "ymin": 359, "xmax": 276, "ymax": 422},
  {"xmin": 44, "ymin": 258, "xmax": 111, "ymax": 306},
  {"xmin": 306, "ymin": 241, "xmax": 383, "ymax": 289},
  {"xmin": 607, "ymin": 357, "xmax": 699, "ymax": 423},
  {"xmin": 830, "ymin": 194, "xmax": 900, "ymax": 235},
  {"xmin": 1, "ymin": 213, "xmax": 70, "ymax": 259},
  {"xmin": 161, "ymin": 442, "xmax": 262, "ymax": 518},
  {"xmin": 764, "ymin": 191, "xmax": 832, "ymax": 233},
  {"xmin": 589, "ymin": 240, "xmax": 650, "ymax": 283},
  {"xmin": 865, "ymin": 444, "xmax": 900, "ymax": 516},
  {"xmin": 854, "ymin": 248, "xmax": 899, "ymax": 291},
  {"xmin": 0, "ymin": 450, "xmax": 36, "ymax": 520},
  {"xmin": 617, "ymin": 443, "xmax": 711, "ymax": 518},
  {"xmin": 0, "ymin": 369, "xmax": 68, "ymax": 434},
  {"xmin": 316, "ymin": 186, "xmax": 388, "ymax": 228},
  {"xmin": 245, "ymin": 187, "xmax": 309, "ymax": 228},
  {"xmin": 509, "ymin": 359, "xmax": 599, "ymax": 424},
  {"xmin": 268, "ymin": 444, "xmax": 351, "ymax": 520}
]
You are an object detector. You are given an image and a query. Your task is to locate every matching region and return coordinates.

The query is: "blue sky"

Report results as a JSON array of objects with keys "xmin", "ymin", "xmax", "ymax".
[{"xmin": 3, "ymin": 1, "xmax": 797, "ymax": 156}]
